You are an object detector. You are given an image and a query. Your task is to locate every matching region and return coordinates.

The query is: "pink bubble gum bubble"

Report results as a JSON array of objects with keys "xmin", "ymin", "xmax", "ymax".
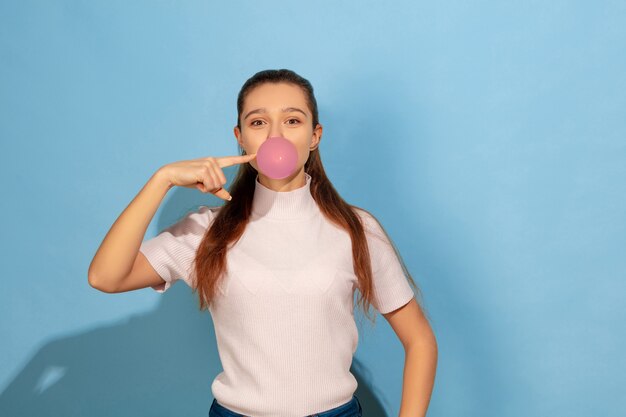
[{"xmin": 256, "ymin": 136, "xmax": 298, "ymax": 179}]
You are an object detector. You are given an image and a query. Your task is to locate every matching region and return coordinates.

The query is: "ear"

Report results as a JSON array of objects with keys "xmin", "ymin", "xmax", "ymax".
[
  {"xmin": 310, "ymin": 123, "xmax": 323, "ymax": 151},
  {"xmin": 233, "ymin": 126, "xmax": 243, "ymax": 148}
]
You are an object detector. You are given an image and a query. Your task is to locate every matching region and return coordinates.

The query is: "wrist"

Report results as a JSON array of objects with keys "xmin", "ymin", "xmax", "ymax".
[{"xmin": 153, "ymin": 167, "xmax": 174, "ymax": 191}]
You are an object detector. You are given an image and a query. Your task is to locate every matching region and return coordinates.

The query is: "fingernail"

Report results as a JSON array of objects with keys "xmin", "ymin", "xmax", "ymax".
[{"xmin": 227, "ymin": 196, "xmax": 232, "ymax": 201}]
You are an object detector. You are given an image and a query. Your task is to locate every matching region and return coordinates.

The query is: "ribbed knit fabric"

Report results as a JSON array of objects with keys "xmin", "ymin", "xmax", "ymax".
[{"xmin": 139, "ymin": 171, "xmax": 415, "ymax": 417}]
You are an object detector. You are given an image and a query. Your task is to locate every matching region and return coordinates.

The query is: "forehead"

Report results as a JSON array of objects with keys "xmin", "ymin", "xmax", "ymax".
[{"xmin": 243, "ymin": 82, "xmax": 309, "ymax": 112}]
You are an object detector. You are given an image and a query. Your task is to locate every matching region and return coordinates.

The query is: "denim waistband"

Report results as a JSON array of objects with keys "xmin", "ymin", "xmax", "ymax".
[{"xmin": 209, "ymin": 394, "xmax": 362, "ymax": 417}]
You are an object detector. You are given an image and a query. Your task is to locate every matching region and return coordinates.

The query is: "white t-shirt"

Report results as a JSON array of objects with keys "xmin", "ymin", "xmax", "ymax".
[{"xmin": 140, "ymin": 171, "xmax": 415, "ymax": 417}]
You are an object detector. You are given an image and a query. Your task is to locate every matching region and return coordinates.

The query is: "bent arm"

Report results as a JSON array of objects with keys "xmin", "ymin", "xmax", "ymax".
[
  {"xmin": 384, "ymin": 298, "xmax": 438, "ymax": 417},
  {"xmin": 88, "ymin": 168, "xmax": 172, "ymax": 293}
]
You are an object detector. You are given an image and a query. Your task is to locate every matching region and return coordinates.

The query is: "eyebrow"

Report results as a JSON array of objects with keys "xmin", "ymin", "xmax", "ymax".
[{"xmin": 243, "ymin": 107, "xmax": 308, "ymax": 121}]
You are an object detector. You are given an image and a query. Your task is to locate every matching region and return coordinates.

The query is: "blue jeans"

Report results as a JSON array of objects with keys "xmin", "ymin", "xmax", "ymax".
[{"xmin": 208, "ymin": 394, "xmax": 363, "ymax": 417}]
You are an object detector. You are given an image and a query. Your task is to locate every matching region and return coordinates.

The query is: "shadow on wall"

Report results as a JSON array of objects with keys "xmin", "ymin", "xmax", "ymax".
[{"xmin": 0, "ymin": 166, "xmax": 389, "ymax": 416}]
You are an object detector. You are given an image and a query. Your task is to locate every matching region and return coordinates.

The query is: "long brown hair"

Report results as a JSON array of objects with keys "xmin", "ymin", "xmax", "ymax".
[{"xmin": 192, "ymin": 69, "xmax": 425, "ymax": 325}]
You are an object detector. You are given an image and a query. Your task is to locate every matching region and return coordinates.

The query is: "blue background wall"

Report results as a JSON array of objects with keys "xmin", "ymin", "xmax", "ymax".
[{"xmin": 1, "ymin": 1, "xmax": 624, "ymax": 416}]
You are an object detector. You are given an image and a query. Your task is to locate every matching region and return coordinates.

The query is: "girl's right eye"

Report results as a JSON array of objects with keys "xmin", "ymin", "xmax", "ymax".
[{"xmin": 251, "ymin": 120, "xmax": 264, "ymax": 126}]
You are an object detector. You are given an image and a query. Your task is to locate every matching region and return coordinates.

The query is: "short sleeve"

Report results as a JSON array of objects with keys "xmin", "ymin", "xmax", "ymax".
[
  {"xmin": 139, "ymin": 205, "xmax": 219, "ymax": 293},
  {"xmin": 356, "ymin": 208, "xmax": 415, "ymax": 314}
]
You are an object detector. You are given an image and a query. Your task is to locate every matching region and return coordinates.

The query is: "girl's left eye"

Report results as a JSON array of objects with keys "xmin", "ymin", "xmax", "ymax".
[{"xmin": 286, "ymin": 118, "xmax": 300, "ymax": 125}]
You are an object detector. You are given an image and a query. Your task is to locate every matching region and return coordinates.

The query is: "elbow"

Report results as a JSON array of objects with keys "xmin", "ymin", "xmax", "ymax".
[
  {"xmin": 88, "ymin": 271, "xmax": 116, "ymax": 293},
  {"xmin": 425, "ymin": 330, "xmax": 438, "ymax": 352}
]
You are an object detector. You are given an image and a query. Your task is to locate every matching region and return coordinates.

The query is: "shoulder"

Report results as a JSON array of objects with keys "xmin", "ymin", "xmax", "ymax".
[
  {"xmin": 197, "ymin": 204, "xmax": 223, "ymax": 218},
  {"xmin": 351, "ymin": 205, "xmax": 375, "ymax": 223},
  {"xmin": 193, "ymin": 205, "xmax": 223, "ymax": 224},
  {"xmin": 350, "ymin": 205, "xmax": 386, "ymax": 239},
  {"xmin": 166, "ymin": 205, "xmax": 223, "ymax": 232}
]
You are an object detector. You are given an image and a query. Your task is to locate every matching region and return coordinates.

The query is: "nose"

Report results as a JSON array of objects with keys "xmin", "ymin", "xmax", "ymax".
[{"xmin": 268, "ymin": 124, "xmax": 284, "ymax": 139}]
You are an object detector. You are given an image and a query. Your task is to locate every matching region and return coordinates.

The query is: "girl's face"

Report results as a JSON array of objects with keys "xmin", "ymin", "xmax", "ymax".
[{"xmin": 234, "ymin": 82, "xmax": 322, "ymax": 177}]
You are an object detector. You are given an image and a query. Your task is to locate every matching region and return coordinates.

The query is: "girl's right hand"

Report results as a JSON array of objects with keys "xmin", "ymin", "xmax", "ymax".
[{"xmin": 159, "ymin": 153, "xmax": 257, "ymax": 201}]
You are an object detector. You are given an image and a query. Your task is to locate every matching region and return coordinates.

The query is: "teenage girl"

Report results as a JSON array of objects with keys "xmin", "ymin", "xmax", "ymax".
[{"xmin": 88, "ymin": 69, "xmax": 437, "ymax": 417}]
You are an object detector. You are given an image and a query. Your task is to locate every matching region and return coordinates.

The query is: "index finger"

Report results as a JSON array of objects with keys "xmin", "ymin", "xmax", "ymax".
[{"xmin": 216, "ymin": 153, "xmax": 257, "ymax": 168}]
